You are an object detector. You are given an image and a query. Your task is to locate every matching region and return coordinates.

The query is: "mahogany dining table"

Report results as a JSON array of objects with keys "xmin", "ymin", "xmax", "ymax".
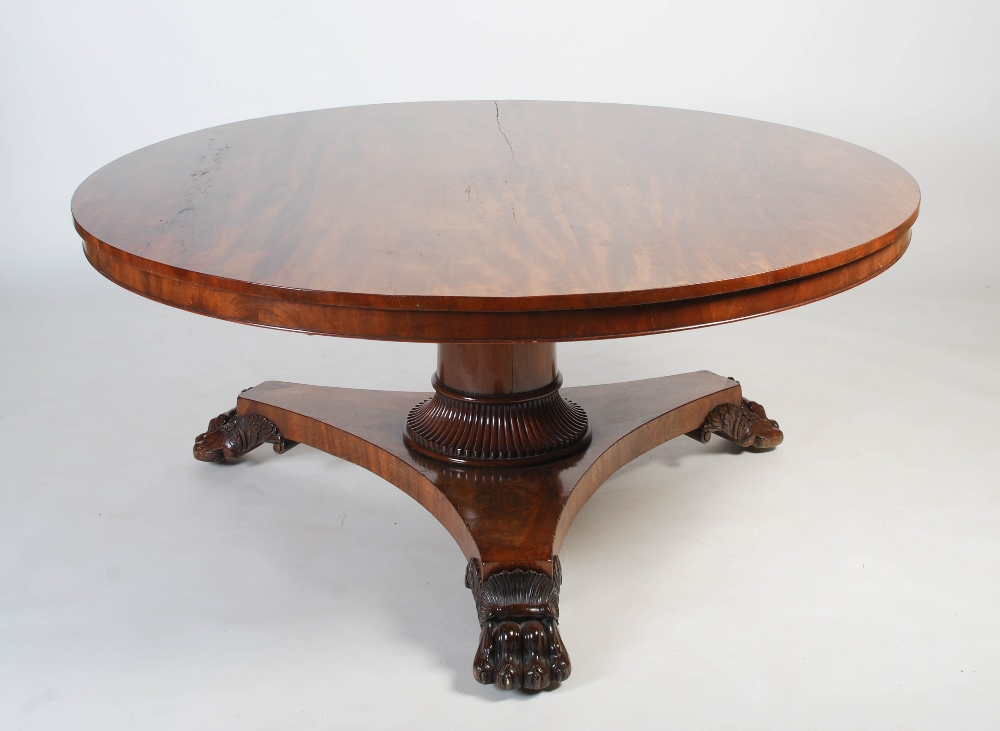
[{"xmin": 73, "ymin": 101, "xmax": 920, "ymax": 691}]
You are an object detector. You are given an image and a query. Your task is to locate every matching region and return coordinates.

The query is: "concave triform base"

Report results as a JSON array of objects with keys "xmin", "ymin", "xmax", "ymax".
[
  {"xmin": 403, "ymin": 344, "xmax": 591, "ymax": 467},
  {"xmin": 192, "ymin": 343, "xmax": 784, "ymax": 691}
]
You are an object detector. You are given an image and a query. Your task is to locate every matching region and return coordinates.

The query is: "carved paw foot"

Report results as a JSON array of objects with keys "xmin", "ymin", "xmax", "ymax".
[
  {"xmin": 472, "ymin": 617, "xmax": 571, "ymax": 690},
  {"xmin": 466, "ymin": 558, "xmax": 571, "ymax": 690},
  {"xmin": 193, "ymin": 407, "xmax": 293, "ymax": 462},
  {"xmin": 700, "ymin": 396, "xmax": 783, "ymax": 449}
]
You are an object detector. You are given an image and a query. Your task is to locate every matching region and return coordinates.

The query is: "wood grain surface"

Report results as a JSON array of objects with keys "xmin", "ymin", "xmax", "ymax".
[
  {"xmin": 436, "ymin": 343, "xmax": 557, "ymax": 395},
  {"xmin": 74, "ymin": 101, "xmax": 919, "ymax": 341},
  {"xmin": 237, "ymin": 371, "xmax": 742, "ymax": 574}
]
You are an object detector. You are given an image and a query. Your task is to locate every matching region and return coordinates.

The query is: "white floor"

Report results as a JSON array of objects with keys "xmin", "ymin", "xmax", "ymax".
[{"xmin": 2, "ymin": 199, "xmax": 999, "ymax": 728}]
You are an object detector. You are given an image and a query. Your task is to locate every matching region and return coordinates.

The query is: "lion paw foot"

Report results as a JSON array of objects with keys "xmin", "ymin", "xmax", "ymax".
[
  {"xmin": 473, "ymin": 618, "xmax": 570, "ymax": 690},
  {"xmin": 466, "ymin": 557, "xmax": 570, "ymax": 691}
]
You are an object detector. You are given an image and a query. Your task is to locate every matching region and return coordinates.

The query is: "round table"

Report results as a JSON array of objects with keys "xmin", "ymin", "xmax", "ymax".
[{"xmin": 73, "ymin": 101, "xmax": 920, "ymax": 691}]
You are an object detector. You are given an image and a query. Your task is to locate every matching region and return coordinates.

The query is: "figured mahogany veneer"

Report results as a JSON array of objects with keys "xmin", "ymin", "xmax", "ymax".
[
  {"xmin": 73, "ymin": 101, "xmax": 919, "ymax": 342},
  {"xmin": 235, "ymin": 372, "xmax": 741, "ymax": 574}
]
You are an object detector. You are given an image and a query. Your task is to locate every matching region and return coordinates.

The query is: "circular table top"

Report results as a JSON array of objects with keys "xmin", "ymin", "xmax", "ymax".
[{"xmin": 73, "ymin": 101, "xmax": 919, "ymax": 342}]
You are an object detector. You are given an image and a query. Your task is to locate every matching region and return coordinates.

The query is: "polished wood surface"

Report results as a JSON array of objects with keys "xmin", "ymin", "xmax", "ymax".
[
  {"xmin": 236, "ymin": 371, "xmax": 741, "ymax": 574},
  {"xmin": 74, "ymin": 102, "xmax": 919, "ymax": 342},
  {"xmin": 437, "ymin": 343, "xmax": 556, "ymax": 394},
  {"xmin": 82, "ymin": 226, "xmax": 909, "ymax": 341}
]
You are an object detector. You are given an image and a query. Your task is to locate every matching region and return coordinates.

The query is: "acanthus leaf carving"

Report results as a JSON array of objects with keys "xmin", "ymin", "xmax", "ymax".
[
  {"xmin": 193, "ymin": 408, "xmax": 293, "ymax": 462},
  {"xmin": 700, "ymin": 397, "xmax": 783, "ymax": 449}
]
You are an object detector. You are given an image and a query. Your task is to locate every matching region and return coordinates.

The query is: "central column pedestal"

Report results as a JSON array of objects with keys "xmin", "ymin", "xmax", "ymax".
[{"xmin": 403, "ymin": 343, "xmax": 592, "ymax": 466}]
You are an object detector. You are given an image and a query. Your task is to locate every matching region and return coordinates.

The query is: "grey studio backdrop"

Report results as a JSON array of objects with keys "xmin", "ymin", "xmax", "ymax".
[{"xmin": 2, "ymin": 1, "xmax": 998, "ymax": 728}]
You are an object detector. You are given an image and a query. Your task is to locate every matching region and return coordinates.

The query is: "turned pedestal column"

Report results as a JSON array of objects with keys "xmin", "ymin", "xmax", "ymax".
[{"xmin": 404, "ymin": 344, "xmax": 591, "ymax": 467}]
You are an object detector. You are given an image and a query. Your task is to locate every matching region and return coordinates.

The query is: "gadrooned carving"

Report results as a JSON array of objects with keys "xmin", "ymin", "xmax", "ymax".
[
  {"xmin": 404, "ymin": 375, "xmax": 590, "ymax": 467},
  {"xmin": 700, "ymin": 397, "xmax": 783, "ymax": 449},
  {"xmin": 193, "ymin": 408, "xmax": 292, "ymax": 462},
  {"xmin": 465, "ymin": 557, "xmax": 571, "ymax": 690}
]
